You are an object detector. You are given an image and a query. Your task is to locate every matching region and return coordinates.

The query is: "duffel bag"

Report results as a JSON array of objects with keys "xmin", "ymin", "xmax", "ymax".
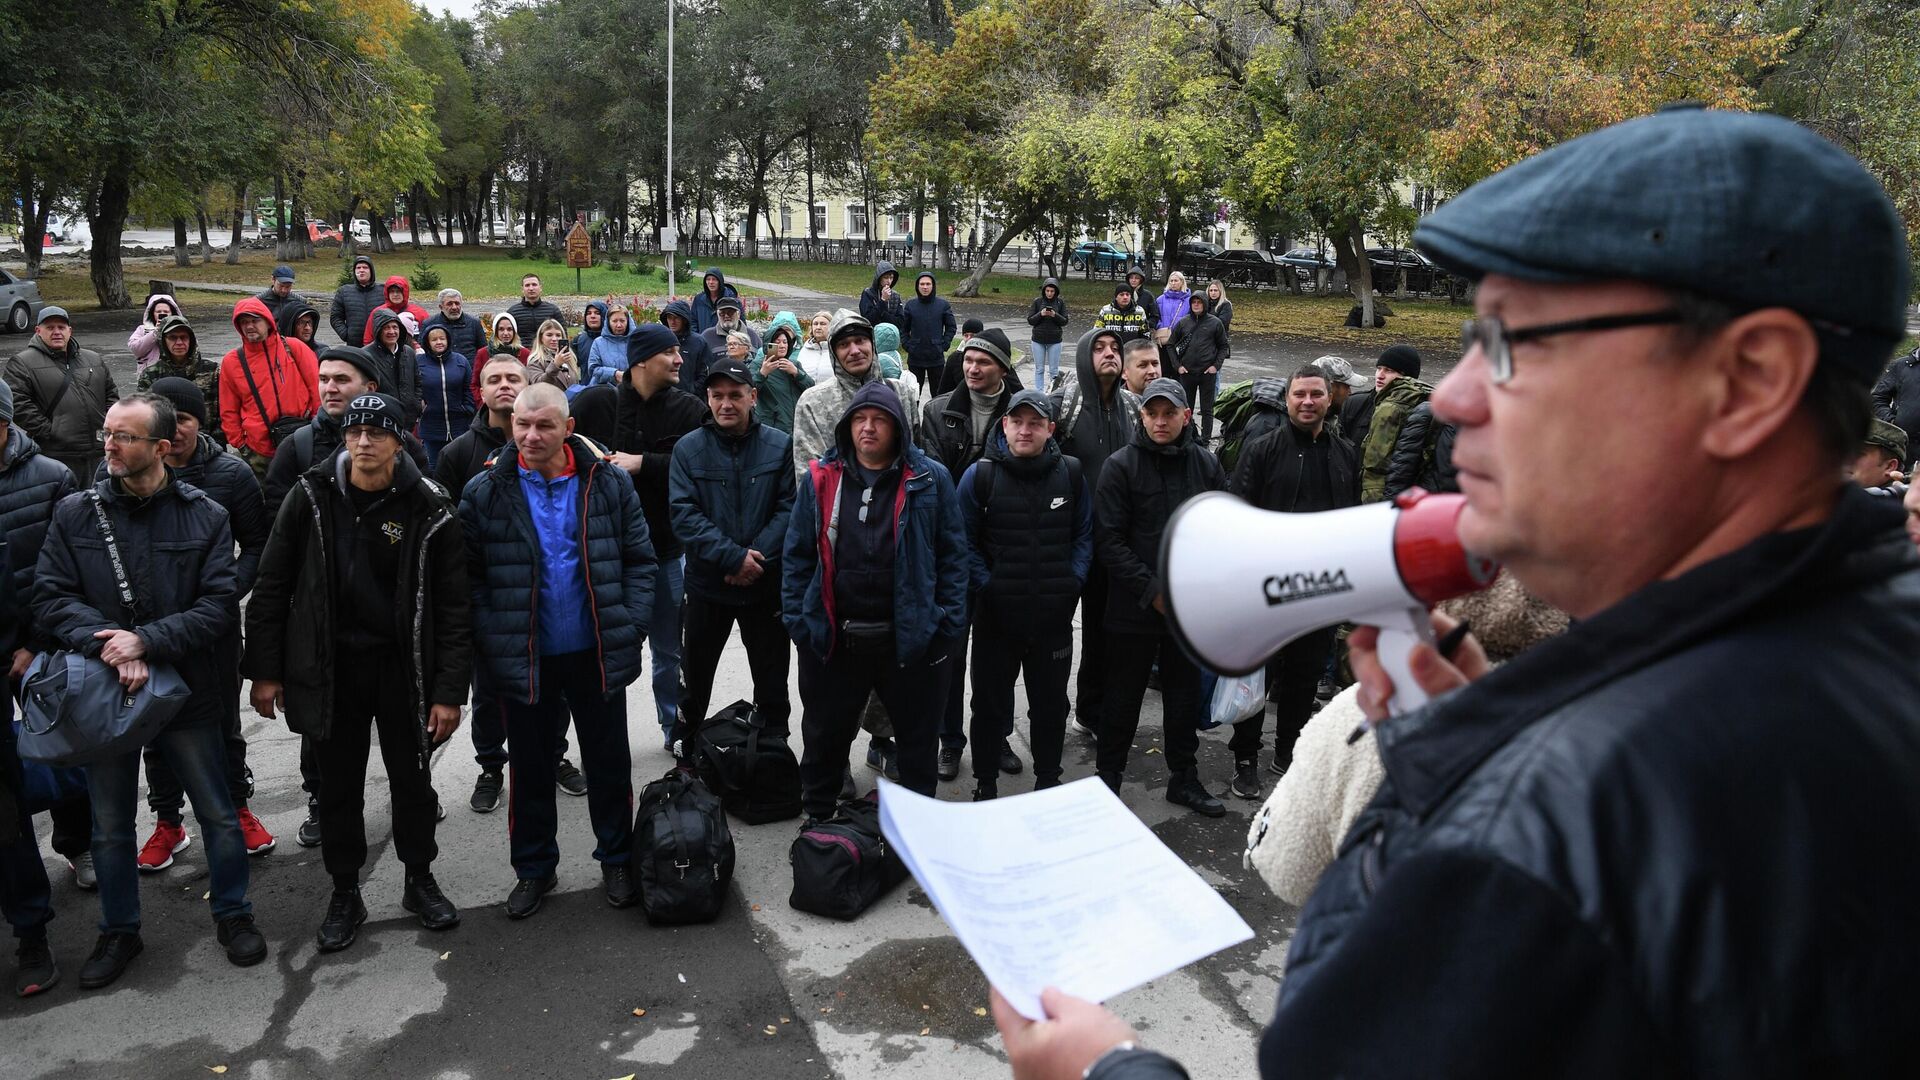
[
  {"xmin": 691, "ymin": 700, "xmax": 801, "ymax": 824},
  {"xmin": 632, "ymin": 768, "xmax": 736, "ymax": 925},
  {"xmin": 788, "ymin": 792, "xmax": 907, "ymax": 920},
  {"xmin": 16, "ymin": 651, "xmax": 189, "ymax": 766}
]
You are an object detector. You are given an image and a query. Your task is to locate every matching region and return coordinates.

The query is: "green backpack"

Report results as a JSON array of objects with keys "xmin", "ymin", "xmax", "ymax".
[{"xmin": 1216, "ymin": 377, "xmax": 1287, "ymax": 474}]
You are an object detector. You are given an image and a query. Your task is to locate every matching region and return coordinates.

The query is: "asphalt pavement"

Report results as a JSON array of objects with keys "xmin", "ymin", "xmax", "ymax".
[{"xmin": 5, "ymin": 272, "xmax": 1367, "ymax": 1080}]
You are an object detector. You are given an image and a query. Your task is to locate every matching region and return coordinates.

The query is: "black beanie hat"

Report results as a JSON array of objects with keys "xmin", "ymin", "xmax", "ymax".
[
  {"xmin": 149, "ymin": 377, "xmax": 206, "ymax": 425},
  {"xmin": 1378, "ymin": 344, "xmax": 1423, "ymax": 378},
  {"xmin": 962, "ymin": 317, "xmax": 985, "ymax": 335},
  {"xmin": 627, "ymin": 323, "xmax": 682, "ymax": 367},
  {"xmin": 341, "ymin": 393, "xmax": 407, "ymax": 439}
]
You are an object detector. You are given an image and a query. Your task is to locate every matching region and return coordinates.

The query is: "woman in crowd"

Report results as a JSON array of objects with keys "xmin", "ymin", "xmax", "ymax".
[
  {"xmin": 126, "ymin": 294, "xmax": 180, "ymax": 369},
  {"xmin": 524, "ymin": 317, "xmax": 582, "ymax": 397},
  {"xmin": 471, "ymin": 312, "xmax": 529, "ymax": 402},
  {"xmin": 796, "ymin": 309, "xmax": 835, "ymax": 382},
  {"xmin": 587, "ymin": 304, "xmax": 636, "ymax": 386},
  {"xmin": 754, "ymin": 311, "xmax": 813, "ymax": 433},
  {"xmin": 417, "ymin": 323, "xmax": 476, "ymax": 469},
  {"xmin": 1026, "ymin": 277, "xmax": 1070, "ymax": 392}
]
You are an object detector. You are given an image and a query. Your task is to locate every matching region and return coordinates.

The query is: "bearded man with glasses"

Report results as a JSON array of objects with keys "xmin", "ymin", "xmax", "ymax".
[{"xmin": 993, "ymin": 105, "xmax": 1920, "ymax": 1079}]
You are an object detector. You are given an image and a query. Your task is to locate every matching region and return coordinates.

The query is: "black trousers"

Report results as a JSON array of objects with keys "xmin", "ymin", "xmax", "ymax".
[
  {"xmin": 1098, "ymin": 631, "xmax": 1203, "ymax": 781},
  {"xmin": 1074, "ymin": 564, "xmax": 1112, "ymax": 735},
  {"xmin": 1178, "ymin": 370, "xmax": 1219, "ymax": 441},
  {"xmin": 504, "ymin": 651, "xmax": 633, "ymax": 878},
  {"xmin": 970, "ymin": 625, "xmax": 1074, "ymax": 790},
  {"xmin": 681, "ymin": 593, "xmax": 792, "ymax": 738},
  {"xmin": 938, "ymin": 622, "xmax": 973, "ymax": 751},
  {"xmin": 1228, "ymin": 627, "xmax": 1337, "ymax": 767},
  {"xmin": 147, "ymin": 636, "xmax": 248, "ymax": 822},
  {"xmin": 797, "ymin": 638, "xmax": 956, "ymax": 819},
  {"xmin": 316, "ymin": 649, "xmax": 438, "ymax": 881}
]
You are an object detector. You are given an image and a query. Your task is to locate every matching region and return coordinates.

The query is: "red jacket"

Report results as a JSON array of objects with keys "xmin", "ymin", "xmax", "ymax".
[
  {"xmin": 361, "ymin": 275, "xmax": 430, "ymax": 343},
  {"xmin": 219, "ymin": 297, "xmax": 320, "ymax": 457}
]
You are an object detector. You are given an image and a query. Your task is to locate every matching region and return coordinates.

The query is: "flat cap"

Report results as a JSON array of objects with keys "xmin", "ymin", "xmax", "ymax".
[
  {"xmin": 1865, "ymin": 418, "xmax": 1908, "ymax": 460},
  {"xmin": 1415, "ymin": 104, "xmax": 1912, "ymax": 379}
]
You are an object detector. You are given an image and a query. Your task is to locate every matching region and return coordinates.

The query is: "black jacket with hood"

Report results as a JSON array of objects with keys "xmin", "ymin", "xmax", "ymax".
[
  {"xmin": 1871, "ymin": 347, "xmax": 1920, "ymax": 462},
  {"xmin": 1092, "ymin": 421, "xmax": 1224, "ymax": 636},
  {"xmin": 613, "ymin": 381, "xmax": 710, "ymax": 560},
  {"xmin": 1383, "ymin": 400, "xmax": 1458, "ymax": 497},
  {"xmin": 264, "ymin": 407, "xmax": 430, "ymax": 514},
  {"xmin": 434, "ymin": 409, "xmax": 511, "ymax": 497},
  {"xmin": 1229, "ymin": 418, "xmax": 1359, "ymax": 514},
  {"xmin": 1026, "ymin": 279, "xmax": 1070, "ymax": 346},
  {"xmin": 0, "ymin": 427, "xmax": 77, "ymax": 648},
  {"xmin": 91, "ymin": 434, "xmax": 269, "ymax": 595},
  {"xmin": 366, "ymin": 308, "xmax": 424, "ymax": 426},
  {"xmin": 1050, "ymin": 327, "xmax": 1139, "ymax": 494},
  {"xmin": 329, "ymin": 255, "xmax": 381, "ymax": 346},
  {"xmin": 1170, "ymin": 305, "xmax": 1230, "ymax": 375},
  {"xmin": 661, "ymin": 298, "xmax": 715, "ymax": 391},
  {"xmin": 243, "ymin": 451, "xmax": 470, "ymax": 752},
  {"xmin": 858, "ymin": 261, "xmax": 908, "ymax": 330},
  {"xmin": 902, "ymin": 272, "xmax": 956, "ymax": 373},
  {"xmin": 277, "ymin": 299, "xmax": 326, "ymax": 363}
]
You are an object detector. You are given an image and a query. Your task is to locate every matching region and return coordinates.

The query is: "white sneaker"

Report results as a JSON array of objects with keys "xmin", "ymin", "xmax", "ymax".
[
  {"xmin": 1070, "ymin": 718, "xmax": 1096, "ymax": 739},
  {"xmin": 68, "ymin": 853, "xmax": 98, "ymax": 891}
]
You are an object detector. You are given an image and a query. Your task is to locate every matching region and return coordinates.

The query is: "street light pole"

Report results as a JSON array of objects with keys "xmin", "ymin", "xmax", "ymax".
[{"xmin": 665, "ymin": 0, "xmax": 676, "ymax": 299}]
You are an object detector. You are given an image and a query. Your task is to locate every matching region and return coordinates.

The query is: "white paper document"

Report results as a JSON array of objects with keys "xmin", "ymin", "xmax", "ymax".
[{"xmin": 878, "ymin": 777, "xmax": 1255, "ymax": 1020}]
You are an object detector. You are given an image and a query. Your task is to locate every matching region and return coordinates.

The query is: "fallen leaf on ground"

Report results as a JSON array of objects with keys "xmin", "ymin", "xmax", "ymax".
[
  {"xmin": 751, "ymin": 903, "xmax": 761, "ymax": 911},
  {"xmin": 677, "ymin": 973, "xmax": 687, "ymax": 983},
  {"xmin": 609, "ymin": 1074, "xmax": 636, "ymax": 1080},
  {"xmin": 973, "ymin": 1007, "xmax": 988, "ymax": 1017},
  {"xmin": 780, "ymin": 1017, "xmax": 790, "ymax": 1024},
  {"xmin": 763, "ymin": 1026, "xmax": 778, "ymax": 1035},
  {"xmin": 202, "ymin": 891, "xmax": 212, "ymax": 900},
  {"xmin": 439, "ymin": 951, "xmax": 451, "ymax": 960},
  {"xmin": 631, "ymin": 1008, "xmax": 647, "ymax": 1017},
  {"xmin": 919, "ymin": 1027, "xmax": 932, "ymax": 1036},
  {"xmin": 207, "ymin": 1068, "xmax": 227, "ymax": 1075},
  {"xmin": 1144, "ymin": 748, "xmax": 1161, "ymax": 755}
]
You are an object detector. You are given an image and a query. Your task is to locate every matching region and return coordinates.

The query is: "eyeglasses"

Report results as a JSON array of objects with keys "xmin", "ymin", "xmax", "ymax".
[
  {"xmin": 99, "ymin": 430, "xmax": 161, "ymax": 446},
  {"xmin": 1461, "ymin": 309, "xmax": 1686, "ymax": 384}
]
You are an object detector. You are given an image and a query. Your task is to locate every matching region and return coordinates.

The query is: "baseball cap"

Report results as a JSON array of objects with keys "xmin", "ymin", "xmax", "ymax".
[
  {"xmin": 1313, "ymin": 356, "xmax": 1369, "ymax": 389},
  {"xmin": 704, "ymin": 358, "xmax": 756, "ymax": 387},
  {"xmin": 272, "ymin": 265, "xmax": 295, "ymax": 283},
  {"xmin": 1414, "ymin": 104, "xmax": 1911, "ymax": 379},
  {"xmin": 37, "ymin": 305, "xmax": 69, "ymax": 325},
  {"xmin": 342, "ymin": 393, "xmax": 406, "ymax": 439},
  {"xmin": 1006, "ymin": 388, "xmax": 1055, "ymax": 421},
  {"xmin": 716, "ymin": 295, "xmax": 742, "ymax": 313},
  {"xmin": 1140, "ymin": 378, "xmax": 1188, "ymax": 409}
]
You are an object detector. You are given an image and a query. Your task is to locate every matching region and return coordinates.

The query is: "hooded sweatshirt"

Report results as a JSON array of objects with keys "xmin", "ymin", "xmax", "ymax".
[
  {"xmin": 858, "ymin": 261, "xmax": 907, "ymax": 330},
  {"xmin": 902, "ymin": 272, "xmax": 956, "ymax": 373},
  {"xmin": 872, "ymin": 322, "xmax": 906, "ymax": 380},
  {"xmin": 1049, "ymin": 326, "xmax": 1140, "ymax": 493},
  {"xmin": 753, "ymin": 312, "xmax": 815, "ymax": 434},
  {"xmin": 690, "ymin": 269, "xmax": 738, "ymax": 335},
  {"xmin": 1093, "ymin": 284, "xmax": 1151, "ymax": 341},
  {"xmin": 127, "ymin": 293, "xmax": 180, "ymax": 368},
  {"xmin": 471, "ymin": 313, "xmax": 529, "ymax": 403},
  {"xmin": 362, "ymin": 275, "xmax": 430, "ymax": 343},
  {"xmin": 136, "ymin": 315, "xmax": 223, "ymax": 443},
  {"xmin": 789, "ymin": 310, "xmax": 925, "ymax": 485},
  {"xmin": 219, "ymin": 296, "xmax": 320, "ymax": 457},
  {"xmin": 330, "ymin": 255, "xmax": 381, "ymax": 346},
  {"xmin": 587, "ymin": 307, "xmax": 634, "ymax": 386},
  {"xmin": 279, "ymin": 299, "xmax": 325, "ymax": 357},
  {"xmin": 661, "ymin": 298, "xmax": 715, "ymax": 390},
  {"xmin": 1026, "ymin": 279, "xmax": 1070, "ymax": 346},
  {"xmin": 572, "ymin": 300, "xmax": 609, "ymax": 363},
  {"xmin": 366, "ymin": 307, "xmax": 424, "ymax": 424}
]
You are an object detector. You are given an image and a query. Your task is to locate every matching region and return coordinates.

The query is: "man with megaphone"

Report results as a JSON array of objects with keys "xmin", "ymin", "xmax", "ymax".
[{"xmin": 993, "ymin": 105, "xmax": 1919, "ymax": 1077}]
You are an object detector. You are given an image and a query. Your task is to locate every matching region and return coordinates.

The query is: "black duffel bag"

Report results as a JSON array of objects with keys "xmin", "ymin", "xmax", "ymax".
[
  {"xmin": 789, "ymin": 792, "xmax": 907, "ymax": 920},
  {"xmin": 632, "ymin": 768, "xmax": 736, "ymax": 925},
  {"xmin": 690, "ymin": 700, "xmax": 801, "ymax": 824}
]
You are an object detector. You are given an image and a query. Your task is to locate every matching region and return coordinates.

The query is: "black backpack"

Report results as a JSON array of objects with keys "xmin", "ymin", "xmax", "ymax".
[
  {"xmin": 788, "ymin": 792, "xmax": 908, "ymax": 920},
  {"xmin": 631, "ymin": 768, "xmax": 736, "ymax": 925},
  {"xmin": 690, "ymin": 701, "xmax": 802, "ymax": 824}
]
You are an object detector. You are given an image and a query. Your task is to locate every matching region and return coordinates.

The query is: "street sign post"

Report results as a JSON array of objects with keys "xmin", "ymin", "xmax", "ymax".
[{"xmin": 566, "ymin": 217, "xmax": 592, "ymax": 293}]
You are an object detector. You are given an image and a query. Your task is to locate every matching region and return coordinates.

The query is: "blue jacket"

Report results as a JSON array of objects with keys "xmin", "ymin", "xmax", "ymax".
[
  {"xmin": 422, "ymin": 311, "xmax": 486, "ymax": 360},
  {"xmin": 901, "ymin": 272, "xmax": 956, "ymax": 372},
  {"xmin": 661, "ymin": 298, "xmax": 715, "ymax": 390},
  {"xmin": 569, "ymin": 300, "xmax": 608, "ymax": 366},
  {"xmin": 689, "ymin": 270, "xmax": 737, "ymax": 335},
  {"xmin": 587, "ymin": 317, "xmax": 633, "ymax": 387},
  {"xmin": 458, "ymin": 436, "xmax": 656, "ymax": 702},
  {"xmin": 417, "ymin": 345, "xmax": 477, "ymax": 446},
  {"xmin": 669, "ymin": 416, "xmax": 795, "ymax": 605},
  {"xmin": 781, "ymin": 381, "xmax": 969, "ymax": 663}
]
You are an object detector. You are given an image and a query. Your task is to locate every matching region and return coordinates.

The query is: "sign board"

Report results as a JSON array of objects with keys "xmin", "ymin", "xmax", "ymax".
[
  {"xmin": 660, "ymin": 227, "xmax": 679, "ymax": 251},
  {"xmin": 565, "ymin": 221, "xmax": 593, "ymax": 269}
]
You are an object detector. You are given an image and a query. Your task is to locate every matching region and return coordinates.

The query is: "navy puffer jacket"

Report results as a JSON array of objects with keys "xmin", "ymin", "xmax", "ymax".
[{"xmin": 458, "ymin": 435, "xmax": 656, "ymax": 702}]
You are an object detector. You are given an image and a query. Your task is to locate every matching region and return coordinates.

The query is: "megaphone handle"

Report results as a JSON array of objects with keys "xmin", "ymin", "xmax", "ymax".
[{"xmin": 1373, "ymin": 606, "xmax": 1437, "ymax": 716}]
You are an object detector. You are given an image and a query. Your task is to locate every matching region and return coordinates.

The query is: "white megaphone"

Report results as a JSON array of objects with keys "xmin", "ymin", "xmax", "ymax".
[{"xmin": 1160, "ymin": 488, "xmax": 1498, "ymax": 716}]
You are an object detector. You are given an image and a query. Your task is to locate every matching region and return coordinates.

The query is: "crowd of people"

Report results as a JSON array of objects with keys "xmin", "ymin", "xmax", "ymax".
[{"xmin": 7, "ymin": 102, "xmax": 1920, "ymax": 1079}]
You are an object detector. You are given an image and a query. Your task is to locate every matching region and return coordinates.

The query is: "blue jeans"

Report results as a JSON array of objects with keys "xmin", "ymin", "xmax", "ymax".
[
  {"xmin": 648, "ymin": 557, "xmax": 686, "ymax": 735},
  {"xmin": 89, "ymin": 717, "xmax": 251, "ymax": 934},
  {"xmin": 1032, "ymin": 341, "xmax": 1064, "ymax": 389}
]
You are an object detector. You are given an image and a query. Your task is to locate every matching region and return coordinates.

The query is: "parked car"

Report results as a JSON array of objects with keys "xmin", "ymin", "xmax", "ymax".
[
  {"xmin": 1174, "ymin": 240, "xmax": 1223, "ymax": 268},
  {"xmin": 305, "ymin": 219, "xmax": 343, "ymax": 244},
  {"xmin": 1069, "ymin": 240, "xmax": 1135, "ymax": 272},
  {"xmin": 42, "ymin": 215, "xmax": 92, "ymax": 250},
  {"xmin": 1277, "ymin": 247, "xmax": 1336, "ymax": 283},
  {"xmin": 349, "ymin": 218, "xmax": 372, "ymax": 243},
  {"xmin": 0, "ymin": 268, "xmax": 47, "ymax": 333},
  {"xmin": 1366, "ymin": 247, "xmax": 1451, "ymax": 293},
  {"xmin": 1206, "ymin": 248, "xmax": 1281, "ymax": 286}
]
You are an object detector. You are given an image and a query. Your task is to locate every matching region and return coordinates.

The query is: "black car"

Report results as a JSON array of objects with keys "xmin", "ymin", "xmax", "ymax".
[
  {"xmin": 1205, "ymin": 248, "xmax": 1280, "ymax": 286},
  {"xmin": 1174, "ymin": 240, "xmax": 1223, "ymax": 269},
  {"xmin": 1277, "ymin": 247, "xmax": 1336, "ymax": 283},
  {"xmin": 1366, "ymin": 247, "xmax": 1449, "ymax": 293}
]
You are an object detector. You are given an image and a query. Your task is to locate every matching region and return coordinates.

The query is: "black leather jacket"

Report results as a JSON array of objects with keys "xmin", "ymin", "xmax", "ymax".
[{"xmin": 1110, "ymin": 485, "xmax": 1920, "ymax": 1077}]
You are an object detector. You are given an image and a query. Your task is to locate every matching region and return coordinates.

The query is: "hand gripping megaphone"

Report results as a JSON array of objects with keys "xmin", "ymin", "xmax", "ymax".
[{"xmin": 1160, "ymin": 489, "xmax": 1498, "ymax": 716}]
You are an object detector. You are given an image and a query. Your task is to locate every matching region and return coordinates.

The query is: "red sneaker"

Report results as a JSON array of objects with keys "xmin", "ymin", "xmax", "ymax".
[
  {"xmin": 236, "ymin": 808, "xmax": 276, "ymax": 855},
  {"xmin": 137, "ymin": 821, "xmax": 190, "ymax": 872}
]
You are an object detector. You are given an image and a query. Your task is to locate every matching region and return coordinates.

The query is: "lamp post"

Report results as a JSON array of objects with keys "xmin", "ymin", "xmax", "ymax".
[{"xmin": 664, "ymin": 0, "xmax": 677, "ymax": 299}]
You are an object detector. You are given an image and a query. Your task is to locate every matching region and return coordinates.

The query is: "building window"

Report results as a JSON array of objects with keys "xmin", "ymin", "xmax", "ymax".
[
  {"xmin": 890, "ymin": 211, "xmax": 912, "ymax": 239},
  {"xmin": 780, "ymin": 207, "xmax": 791, "ymax": 235},
  {"xmin": 811, "ymin": 205, "xmax": 827, "ymax": 236},
  {"xmin": 847, "ymin": 205, "xmax": 868, "ymax": 237}
]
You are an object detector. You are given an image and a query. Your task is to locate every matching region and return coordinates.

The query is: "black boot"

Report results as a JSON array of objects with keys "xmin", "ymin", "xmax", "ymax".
[
  {"xmin": 1165, "ymin": 770, "xmax": 1226, "ymax": 818},
  {"xmin": 403, "ymin": 873, "xmax": 461, "ymax": 930},
  {"xmin": 78, "ymin": 932, "xmax": 142, "ymax": 990},
  {"xmin": 317, "ymin": 887, "xmax": 367, "ymax": 952},
  {"xmin": 506, "ymin": 875, "xmax": 557, "ymax": 920}
]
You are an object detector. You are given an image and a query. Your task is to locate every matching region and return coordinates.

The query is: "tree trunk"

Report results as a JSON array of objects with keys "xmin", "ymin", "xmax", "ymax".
[
  {"xmin": 952, "ymin": 205, "xmax": 1041, "ymax": 298},
  {"xmin": 1333, "ymin": 217, "xmax": 1376, "ymax": 329},
  {"xmin": 1162, "ymin": 190, "xmax": 1183, "ymax": 275},
  {"xmin": 173, "ymin": 216, "xmax": 192, "ymax": 267},
  {"xmin": 805, "ymin": 127, "xmax": 818, "ymax": 249},
  {"xmin": 911, "ymin": 186, "xmax": 926, "ymax": 268},
  {"xmin": 338, "ymin": 194, "xmax": 362, "ymax": 260},
  {"xmin": 17, "ymin": 168, "xmax": 51, "ymax": 280},
  {"xmin": 274, "ymin": 174, "xmax": 289, "ymax": 259},
  {"xmin": 226, "ymin": 183, "xmax": 247, "ymax": 264},
  {"xmin": 410, "ymin": 185, "xmax": 427, "ymax": 248},
  {"xmin": 88, "ymin": 157, "xmax": 135, "ymax": 309},
  {"xmin": 937, "ymin": 197, "xmax": 953, "ymax": 272},
  {"xmin": 195, "ymin": 205, "xmax": 212, "ymax": 264}
]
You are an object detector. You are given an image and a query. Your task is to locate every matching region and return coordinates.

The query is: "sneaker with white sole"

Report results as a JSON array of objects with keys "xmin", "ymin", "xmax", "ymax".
[
  {"xmin": 236, "ymin": 808, "xmax": 276, "ymax": 855},
  {"xmin": 136, "ymin": 821, "xmax": 190, "ymax": 872},
  {"xmin": 68, "ymin": 853, "xmax": 97, "ymax": 891}
]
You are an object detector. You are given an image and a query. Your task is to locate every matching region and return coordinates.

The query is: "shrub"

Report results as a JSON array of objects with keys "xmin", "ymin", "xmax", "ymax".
[
  {"xmin": 629, "ymin": 252, "xmax": 656, "ymax": 277},
  {"xmin": 336, "ymin": 260, "xmax": 356, "ymax": 287},
  {"xmin": 409, "ymin": 252, "xmax": 441, "ymax": 293},
  {"xmin": 507, "ymin": 247, "xmax": 525, "ymax": 260}
]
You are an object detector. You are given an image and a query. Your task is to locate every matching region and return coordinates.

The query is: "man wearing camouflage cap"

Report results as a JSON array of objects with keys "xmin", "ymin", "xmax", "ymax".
[
  {"xmin": 995, "ymin": 105, "xmax": 1919, "ymax": 1078},
  {"xmin": 1851, "ymin": 417, "xmax": 1909, "ymax": 494}
]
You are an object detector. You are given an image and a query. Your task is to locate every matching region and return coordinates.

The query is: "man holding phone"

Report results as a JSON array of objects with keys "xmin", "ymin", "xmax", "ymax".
[{"xmin": 244, "ymin": 392, "xmax": 472, "ymax": 952}]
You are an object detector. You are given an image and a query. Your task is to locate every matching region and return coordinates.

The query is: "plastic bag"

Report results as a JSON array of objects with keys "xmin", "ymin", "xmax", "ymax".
[{"xmin": 1209, "ymin": 668, "xmax": 1267, "ymax": 729}]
